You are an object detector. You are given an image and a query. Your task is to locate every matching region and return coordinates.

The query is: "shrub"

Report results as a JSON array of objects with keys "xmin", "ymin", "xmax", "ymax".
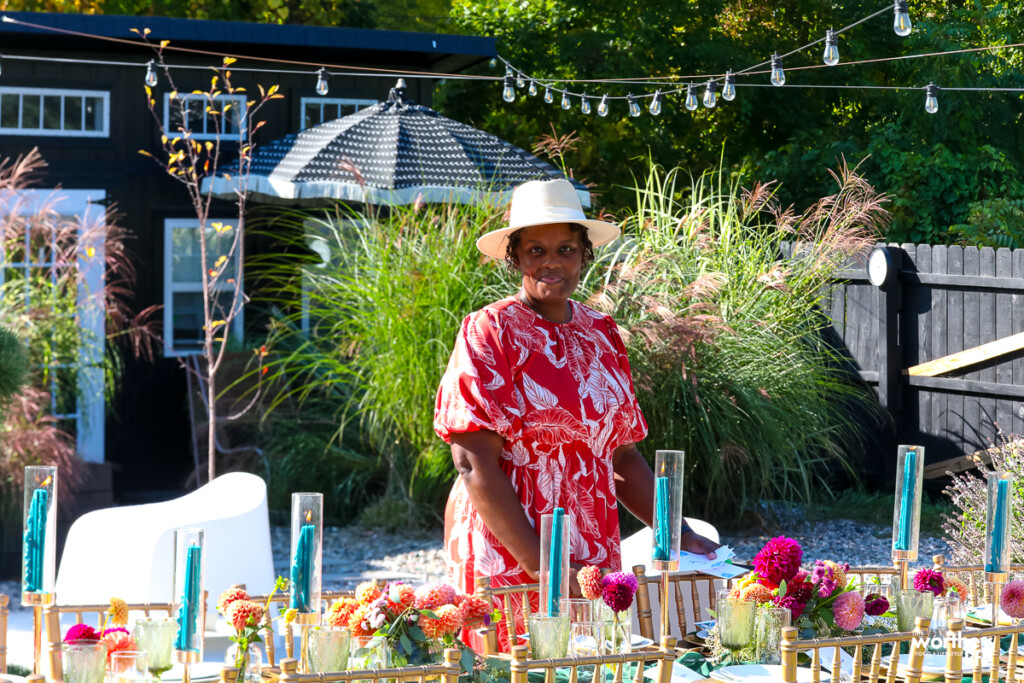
[{"xmin": 942, "ymin": 432, "xmax": 1024, "ymax": 565}]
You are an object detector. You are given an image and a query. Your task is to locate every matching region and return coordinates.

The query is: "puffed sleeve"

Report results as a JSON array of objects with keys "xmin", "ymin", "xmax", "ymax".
[
  {"xmin": 434, "ymin": 309, "xmax": 522, "ymax": 443},
  {"xmin": 605, "ymin": 316, "xmax": 649, "ymax": 444}
]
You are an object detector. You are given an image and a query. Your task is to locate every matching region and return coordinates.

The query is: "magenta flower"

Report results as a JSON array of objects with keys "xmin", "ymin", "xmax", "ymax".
[
  {"xmin": 1001, "ymin": 580, "xmax": 1024, "ymax": 619},
  {"xmin": 601, "ymin": 571, "xmax": 638, "ymax": 613},
  {"xmin": 64, "ymin": 624, "xmax": 100, "ymax": 642},
  {"xmin": 810, "ymin": 560, "xmax": 838, "ymax": 598},
  {"xmin": 772, "ymin": 594, "xmax": 804, "ymax": 621},
  {"xmin": 753, "ymin": 537, "xmax": 803, "ymax": 585},
  {"xmin": 833, "ymin": 591, "xmax": 866, "ymax": 631},
  {"xmin": 913, "ymin": 569, "xmax": 944, "ymax": 596},
  {"xmin": 864, "ymin": 593, "xmax": 890, "ymax": 616}
]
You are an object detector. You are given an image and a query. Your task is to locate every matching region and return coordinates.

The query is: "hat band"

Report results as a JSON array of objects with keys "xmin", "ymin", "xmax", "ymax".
[{"xmin": 508, "ymin": 206, "xmax": 586, "ymax": 228}]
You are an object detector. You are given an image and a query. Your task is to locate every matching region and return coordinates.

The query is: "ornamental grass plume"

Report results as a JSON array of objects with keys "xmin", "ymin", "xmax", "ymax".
[
  {"xmin": 832, "ymin": 591, "xmax": 866, "ymax": 631},
  {"xmin": 864, "ymin": 594, "xmax": 890, "ymax": 616},
  {"xmin": 753, "ymin": 537, "xmax": 803, "ymax": 585},
  {"xmin": 1000, "ymin": 580, "xmax": 1024, "ymax": 619},
  {"xmin": 107, "ymin": 597, "xmax": 129, "ymax": 627},
  {"xmin": 578, "ymin": 566, "xmax": 604, "ymax": 601},
  {"xmin": 601, "ymin": 572, "xmax": 638, "ymax": 613},
  {"xmin": 913, "ymin": 569, "xmax": 944, "ymax": 596},
  {"xmin": 64, "ymin": 624, "xmax": 100, "ymax": 642},
  {"xmin": 217, "ymin": 586, "xmax": 250, "ymax": 615}
]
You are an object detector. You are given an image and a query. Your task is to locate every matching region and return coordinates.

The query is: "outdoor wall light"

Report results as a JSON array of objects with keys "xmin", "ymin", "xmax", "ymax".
[{"xmin": 867, "ymin": 246, "xmax": 895, "ymax": 289}]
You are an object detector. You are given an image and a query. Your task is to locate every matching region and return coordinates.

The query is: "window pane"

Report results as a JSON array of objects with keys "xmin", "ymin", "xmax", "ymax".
[
  {"xmin": 42, "ymin": 95, "xmax": 61, "ymax": 130},
  {"xmin": 64, "ymin": 96, "xmax": 82, "ymax": 131},
  {"xmin": 172, "ymin": 289, "xmax": 237, "ymax": 351},
  {"xmin": 171, "ymin": 224, "xmax": 236, "ymax": 283},
  {"xmin": 22, "ymin": 95, "xmax": 40, "ymax": 129},
  {"xmin": 1, "ymin": 93, "xmax": 18, "ymax": 128},
  {"xmin": 84, "ymin": 96, "xmax": 103, "ymax": 131},
  {"xmin": 303, "ymin": 102, "xmax": 319, "ymax": 129}
]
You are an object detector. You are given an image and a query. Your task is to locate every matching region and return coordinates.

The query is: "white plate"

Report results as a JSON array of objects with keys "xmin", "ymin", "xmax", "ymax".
[
  {"xmin": 695, "ymin": 630, "xmax": 709, "ymax": 640},
  {"xmin": 710, "ymin": 664, "xmax": 817, "ymax": 683},
  {"xmin": 162, "ymin": 663, "xmax": 223, "ymax": 683},
  {"xmin": 520, "ymin": 632, "xmax": 653, "ymax": 648},
  {"xmin": 888, "ymin": 652, "xmax": 989, "ymax": 675}
]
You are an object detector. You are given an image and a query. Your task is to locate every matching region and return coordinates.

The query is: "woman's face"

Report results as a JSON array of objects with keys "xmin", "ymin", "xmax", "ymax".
[{"xmin": 515, "ymin": 223, "xmax": 583, "ymax": 308}]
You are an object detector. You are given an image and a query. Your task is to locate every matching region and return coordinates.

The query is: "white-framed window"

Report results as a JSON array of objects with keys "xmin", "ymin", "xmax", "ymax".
[
  {"xmin": 163, "ymin": 218, "xmax": 244, "ymax": 356},
  {"xmin": 0, "ymin": 87, "xmax": 109, "ymax": 137},
  {"xmin": 300, "ymin": 97, "xmax": 376, "ymax": 129},
  {"xmin": 162, "ymin": 93, "xmax": 247, "ymax": 141}
]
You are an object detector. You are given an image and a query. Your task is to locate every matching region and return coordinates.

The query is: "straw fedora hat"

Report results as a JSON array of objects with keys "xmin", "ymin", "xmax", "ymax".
[{"xmin": 476, "ymin": 179, "xmax": 620, "ymax": 260}]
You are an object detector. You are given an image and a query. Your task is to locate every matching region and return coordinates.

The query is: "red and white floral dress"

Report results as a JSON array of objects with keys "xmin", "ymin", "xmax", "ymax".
[{"xmin": 434, "ymin": 295, "xmax": 648, "ymax": 651}]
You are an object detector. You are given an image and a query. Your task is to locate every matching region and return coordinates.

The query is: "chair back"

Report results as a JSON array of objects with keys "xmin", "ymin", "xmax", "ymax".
[
  {"xmin": 252, "ymin": 588, "xmax": 358, "ymax": 665},
  {"xmin": 632, "ymin": 565, "xmax": 728, "ymax": 642},
  {"xmin": 508, "ymin": 635, "xmax": 677, "ymax": 683},
  {"xmin": 473, "ymin": 576, "xmax": 539, "ymax": 655},
  {"xmin": 274, "ymin": 650, "xmax": 462, "ymax": 683},
  {"xmin": 932, "ymin": 555, "xmax": 1024, "ymax": 608}
]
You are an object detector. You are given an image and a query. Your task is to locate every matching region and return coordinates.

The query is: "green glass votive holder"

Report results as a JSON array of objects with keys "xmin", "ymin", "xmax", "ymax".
[
  {"xmin": 307, "ymin": 626, "xmax": 352, "ymax": 673},
  {"xmin": 896, "ymin": 589, "xmax": 934, "ymax": 633},
  {"xmin": 529, "ymin": 613, "xmax": 570, "ymax": 659}
]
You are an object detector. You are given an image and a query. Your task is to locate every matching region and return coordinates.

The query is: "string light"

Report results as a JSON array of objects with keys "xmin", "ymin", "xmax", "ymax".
[
  {"xmin": 544, "ymin": 86, "xmax": 554, "ymax": 104},
  {"xmin": 505, "ymin": 65, "xmax": 514, "ymax": 79},
  {"xmin": 627, "ymin": 94, "xmax": 641, "ymax": 117},
  {"xmin": 597, "ymin": 94, "xmax": 610, "ymax": 117},
  {"xmin": 685, "ymin": 84, "xmax": 698, "ymax": 111},
  {"xmin": 649, "ymin": 90, "xmax": 663, "ymax": 115},
  {"xmin": 723, "ymin": 71, "xmax": 736, "ymax": 101},
  {"xmin": 516, "ymin": 72, "xmax": 525, "ymax": 88},
  {"xmin": 315, "ymin": 67, "xmax": 329, "ymax": 96},
  {"xmin": 144, "ymin": 59, "xmax": 157, "ymax": 87},
  {"xmin": 703, "ymin": 80, "xmax": 718, "ymax": 108},
  {"xmin": 925, "ymin": 83, "xmax": 939, "ymax": 113},
  {"xmin": 502, "ymin": 76, "xmax": 516, "ymax": 103},
  {"xmin": 581, "ymin": 93, "xmax": 591, "ymax": 114},
  {"xmin": 771, "ymin": 53, "xmax": 786, "ymax": 86},
  {"xmin": 894, "ymin": 0, "xmax": 912, "ymax": 36},
  {"xmin": 561, "ymin": 91, "xmax": 571, "ymax": 109},
  {"xmin": 823, "ymin": 30, "xmax": 840, "ymax": 66},
  {"xmin": 528, "ymin": 80, "xmax": 538, "ymax": 96}
]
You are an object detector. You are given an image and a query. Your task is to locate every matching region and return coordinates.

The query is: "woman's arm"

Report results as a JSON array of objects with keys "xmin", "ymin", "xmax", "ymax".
[
  {"xmin": 451, "ymin": 430, "xmax": 542, "ymax": 578},
  {"xmin": 612, "ymin": 443, "xmax": 721, "ymax": 559}
]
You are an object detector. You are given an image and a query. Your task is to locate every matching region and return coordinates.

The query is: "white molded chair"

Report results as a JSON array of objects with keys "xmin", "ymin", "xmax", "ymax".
[
  {"xmin": 619, "ymin": 519, "xmax": 721, "ymax": 639},
  {"xmin": 55, "ymin": 472, "xmax": 275, "ymax": 614}
]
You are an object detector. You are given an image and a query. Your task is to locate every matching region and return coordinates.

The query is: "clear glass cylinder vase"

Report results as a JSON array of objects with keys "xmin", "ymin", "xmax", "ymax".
[
  {"xmin": 596, "ymin": 603, "xmax": 633, "ymax": 653},
  {"xmin": 22, "ymin": 465, "xmax": 57, "ymax": 602},
  {"xmin": 984, "ymin": 471, "xmax": 1013, "ymax": 574},
  {"xmin": 62, "ymin": 640, "xmax": 107, "ymax": 683},
  {"xmin": 538, "ymin": 510, "xmax": 570, "ymax": 617},
  {"xmin": 225, "ymin": 643, "xmax": 262, "ymax": 683},
  {"xmin": 290, "ymin": 493, "xmax": 323, "ymax": 616},
  {"xmin": 171, "ymin": 528, "xmax": 205, "ymax": 658},
  {"xmin": 652, "ymin": 450, "xmax": 684, "ymax": 572},
  {"xmin": 891, "ymin": 445, "xmax": 924, "ymax": 560},
  {"xmin": 753, "ymin": 606, "xmax": 791, "ymax": 664}
]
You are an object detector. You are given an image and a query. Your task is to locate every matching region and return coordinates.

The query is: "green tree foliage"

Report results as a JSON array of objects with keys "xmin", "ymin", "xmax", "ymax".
[{"xmin": 442, "ymin": 0, "xmax": 1024, "ymax": 244}]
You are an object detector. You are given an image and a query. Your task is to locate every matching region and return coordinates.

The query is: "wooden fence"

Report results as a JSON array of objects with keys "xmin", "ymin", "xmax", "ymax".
[{"xmin": 826, "ymin": 244, "xmax": 1024, "ymax": 480}]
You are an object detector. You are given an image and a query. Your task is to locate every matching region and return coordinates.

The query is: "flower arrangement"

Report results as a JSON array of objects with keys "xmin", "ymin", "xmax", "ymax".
[
  {"xmin": 1001, "ymin": 579, "xmax": 1024, "ymax": 619},
  {"xmin": 325, "ymin": 580, "xmax": 497, "ymax": 672},
  {"xmin": 62, "ymin": 597, "xmax": 138, "ymax": 666},
  {"xmin": 216, "ymin": 577, "xmax": 288, "ymax": 672},
  {"xmin": 578, "ymin": 567, "xmax": 639, "ymax": 652}
]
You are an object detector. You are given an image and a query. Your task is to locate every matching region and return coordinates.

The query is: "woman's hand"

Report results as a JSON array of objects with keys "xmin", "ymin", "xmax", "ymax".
[{"xmin": 682, "ymin": 529, "xmax": 720, "ymax": 559}]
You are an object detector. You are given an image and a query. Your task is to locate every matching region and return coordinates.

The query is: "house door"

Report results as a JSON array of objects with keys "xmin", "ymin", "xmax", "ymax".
[{"xmin": 0, "ymin": 189, "xmax": 106, "ymax": 462}]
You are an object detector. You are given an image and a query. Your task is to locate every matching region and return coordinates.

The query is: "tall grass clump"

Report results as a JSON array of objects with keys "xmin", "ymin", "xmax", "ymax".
[
  {"xmin": 252, "ymin": 200, "xmax": 513, "ymax": 522},
  {"xmin": 579, "ymin": 159, "xmax": 889, "ymax": 518}
]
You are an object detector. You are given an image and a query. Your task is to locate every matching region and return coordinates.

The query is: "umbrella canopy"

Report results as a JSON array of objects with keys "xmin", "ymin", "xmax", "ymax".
[{"xmin": 202, "ymin": 85, "xmax": 590, "ymax": 207}]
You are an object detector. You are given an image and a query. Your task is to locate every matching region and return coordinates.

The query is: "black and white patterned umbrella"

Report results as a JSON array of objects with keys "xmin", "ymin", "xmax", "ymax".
[{"xmin": 203, "ymin": 86, "xmax": 590, "ymax": 207}]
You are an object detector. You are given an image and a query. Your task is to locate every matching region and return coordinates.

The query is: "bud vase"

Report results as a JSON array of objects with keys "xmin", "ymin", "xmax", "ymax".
[{"xmin": 224, "ymin": 643, "xmax": 262, "ymax": 683}]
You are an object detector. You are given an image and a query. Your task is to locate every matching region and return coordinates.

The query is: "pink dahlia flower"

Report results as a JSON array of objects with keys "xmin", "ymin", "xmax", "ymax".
[
  {"xmin": 913, "ymin": 569, "xmax": 944, "ymax": 596},
  {"xmin": 413, "ymin": 582, "xmax": 458, "ymax": 609},
  {"xmin": 773, "ymin": 594, "xmax": 804, "ymax": 621},
  {"xmin": 1001, "ymin": 580, "xmax": 1024, "ymax": 619},
  {"xmin": 601, "ymin": 571, "xmax": 639, "ymax": 613},
  {"xmin": 832, "ymin": 591, "xmax": 866, "ymax": 631},
  {"xmin": 101, "ymin": 629, "xmax": 136, "ymax": 664},
  {"xmin": 64, "ymin": 624, "xmax": 100, "ymax": 642},
  {"xmin": 753, "ymin": 537, "xmax": 803, "ymax": 585},
  {"xmin": 578, "ymin": 566, "xmax": 604, "ymax": 601},
  {"xmin": 864, "ymin": 593, "xmax": 890, "ymax": 616}
]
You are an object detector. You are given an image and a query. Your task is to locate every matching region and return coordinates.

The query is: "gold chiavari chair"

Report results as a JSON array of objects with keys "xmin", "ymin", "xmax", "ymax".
[
  {"xmin": 473, "ymin": 577, "xmax": 540, "ymax": 656},
  {"xmin": 43, "ymin": 596, "xmax": 190, "ymax": 683},
  {"xmin": 0, "ymin": 594, "xmax": 8, "ymax": 674},
  {"xmin": 632, "ymin": 565, "xmax": 733, "ymax": 643},
  {"xmin": 845, "ymin": 566, "xmax": 900, "ymax": 591},
  {"xmin": 268, "ymin": 650, "xmax": 462, "ymax": 683},
  {"xmin": 931, "ymin": 555, "xmax": 1024, "ymax": 609},
  {"xmin": 252, "ymin": 587, "xmax": 365, "ymax": 666},
  {"xmin": 508, "ymin": 636, "xmax": 677, "ymax": 683}
]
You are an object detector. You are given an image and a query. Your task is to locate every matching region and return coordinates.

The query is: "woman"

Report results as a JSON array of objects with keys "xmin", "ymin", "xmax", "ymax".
[{"xmin": 434, "ymin": 179, "xmax": 718, "ymax": 650}]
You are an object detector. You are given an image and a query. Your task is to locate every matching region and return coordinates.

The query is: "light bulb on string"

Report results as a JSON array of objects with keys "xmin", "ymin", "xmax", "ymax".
[
  {"xmin": 502, "ymin": 76, "xmax": 516, "ymax": 103},
  {"xmin": 685, "ymin": 85, "xmax": 698, "ymax": 111},
  {"xmin": 315, "ymin": 67, "xmax": 329, "ymax": 96},
  {"xmin": 823, "ymin": 29, "xmax": 839, "ymax": 66},
  {"xmin": 544, "ymin": 87, "xmax": 554, "ymax": 104},
  {"xmin": 722, "ymin": 71, "xmax": 736, "ymax": 101},
  {"xmin": 505, "ymin": 65, "xmax": 514, "ymax": 79},
  {"xmin": 561, "ymin": 91, "xmax": 571, "ymax": 109},
  {"xmin": 703, "ymin": 80, "xmax": 717, "ymax": 108},
  {"xmin": 894, "ymin": 0, "xmax": 912, "ymax": 36},
  {"xmin": 529, "ymin": 80, "xmax": 538, "ymax": 96},
  {"xmin": 144, "ymin": 59, "xmax": 158, "ymax": 87},
  {"xmin": 770, "ymin": 53, "xmax": 786, "ymax": 87},
  {"xmin": 649, "ymin": 90, "xmax": 662, "ymax": 115},
  {"xmin": 627, "ymin": 94, "xmax": 641, "ymax": 118},
  {"xmin": 924, "ymin": 83, "xmax": 939, "ymax": 114},
  {"xmin": 581, "ymin": 93, "xmax": 591, "ymax": 115},
  {"xmin": 489, "ymin": 58, "xmax": 497, "ymax": 68},
  {"xmin": 597, "ymin": 94, "xmax": 610, "ymax": 117},
  {"xmin": 516, "ymin": 73, "xmax": 525, "ymax": 88}
]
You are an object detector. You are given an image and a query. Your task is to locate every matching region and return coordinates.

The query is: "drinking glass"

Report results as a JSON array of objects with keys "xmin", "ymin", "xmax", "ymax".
[
  {"xmin": 570, "ymin": 621, "xmax": 606, "ymax": 657},
  {"xmin": 134, "ymin": 618, "xmax": 176, "ymax": 683},
  {"xmin": 528, "ymin": 613, "xmax": 570, "ymax": 659},
  {"xmin": 595, "ymin": 602, "xmax": 633, "ymax": 654},
  {"xmin": 109, "ymin": 651, "xmax": 148, "ymax": 683},
  {"xmin": 561, "ymin": 598, "xmax": 593, "ymax": 624},
  {"xmin": 63, "ymin": 640, "xmax": 107, "ymax": 683},
  {"xmin": 718, "ymin": 598, "xmax": 756, "ymax": 665},
  {"xmin": 307, "ymin": 627, "xmax": 352, "ymax": 673},
  {"xmin": 896, "ymin": 590, "xmax": 934, "ymax": 633},
  {"xmin": 753, "ymin": 606, "xmax": 791, "ymax": 665}
]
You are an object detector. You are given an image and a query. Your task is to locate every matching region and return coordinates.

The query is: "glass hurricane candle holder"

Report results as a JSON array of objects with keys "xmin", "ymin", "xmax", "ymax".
[
  {"xmin": 539, "ymin": 510, "xmax": 569, "ymax": 617},
  {"xmin": 290, "ymin": 493, "xmax": 323, "ymax": 616},
  {"xmin": 528, "ymin": 613, "xmax": 570, "ymax": 659},
  {"xmin": 754, "ymin": 605, "xmax": 791, "ymax": 665},
  {"xmin": 651, "ymin": 450, "xmax": 684, "ymax": 572},
  {"xmin": 62, "ymin": 640, "xmax": 107, "ymax": 683},
  {"xmin": 171, "ymin": 528, "xmax": 205, "ymax": 659},
  {"xmin": 891, "ymin": 445, "xmax": 924, "ymax": 562},
  {"xmin": 307, "ymin": 627, "xmax": 351, "ymax": 673},
  {"xmin": 22, "ymin": 465, "xmax": 57, "ymax": 602},
  {"xmin": 984, "ymin": 471, "xmax": 1013, "ymax": 575},
  {"xmin": 134, "ymin": 618, "xmax": 176, "ymax": 683}
]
